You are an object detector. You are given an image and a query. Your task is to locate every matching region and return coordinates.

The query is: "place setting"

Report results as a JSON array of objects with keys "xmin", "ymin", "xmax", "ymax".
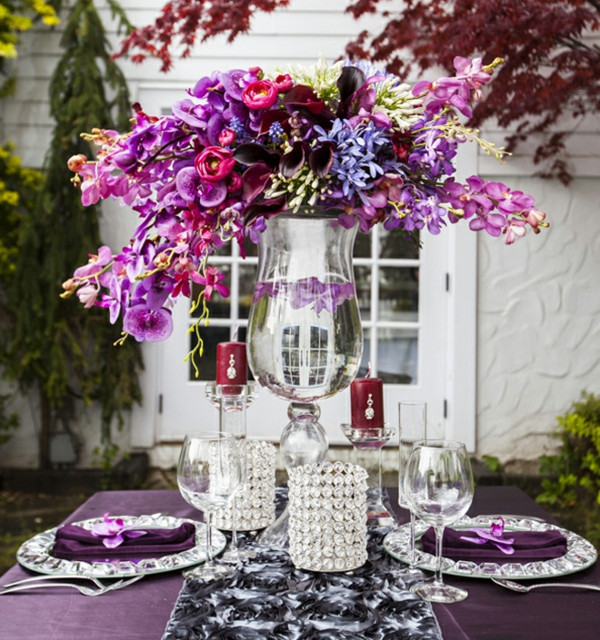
[
  {"xmin": 383, "ymin": 437, "xmax": 598, "ymax": 604},
  {"xmin": 3, "ymin": 507, "xmax": 223, "ymax": 591}
]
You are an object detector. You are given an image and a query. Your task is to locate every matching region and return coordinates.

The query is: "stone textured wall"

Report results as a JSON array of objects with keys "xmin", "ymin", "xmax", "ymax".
[{"xmin": 477, "ymin": 177, "xmax": 600, "ymax": 462}]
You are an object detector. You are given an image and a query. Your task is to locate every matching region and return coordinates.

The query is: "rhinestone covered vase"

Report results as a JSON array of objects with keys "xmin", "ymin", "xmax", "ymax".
[
  {"xmin": 212, "ymin": 440, "xmax": 276, "ymax": 532},
  {"xmin": 288, "ymin": 461, "xmax": 368, "ymax": 572}
]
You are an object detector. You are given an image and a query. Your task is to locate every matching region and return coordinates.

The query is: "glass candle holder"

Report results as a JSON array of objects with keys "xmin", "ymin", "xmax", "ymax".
[
  {"xmin": 288, "ymin": 461, "xmax": 368, "ymax": 572},
  {"xmin": 212, "ymin": 440, "xmax": 276, "ymax": 532},
  {"xmin": 342, "ymin": 424, "xmax": 395, "ymax": 522}
]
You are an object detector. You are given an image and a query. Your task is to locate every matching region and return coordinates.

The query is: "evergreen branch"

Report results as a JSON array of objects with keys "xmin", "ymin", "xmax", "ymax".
[{"xmin": 105, "ymin": 0, "xmax": 136, "ymax": 35}]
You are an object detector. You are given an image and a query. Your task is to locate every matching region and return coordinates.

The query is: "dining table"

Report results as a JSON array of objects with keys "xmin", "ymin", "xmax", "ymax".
[{"xmin": 0, "ymin": 485, "xmax": 598, "ymax": 640}]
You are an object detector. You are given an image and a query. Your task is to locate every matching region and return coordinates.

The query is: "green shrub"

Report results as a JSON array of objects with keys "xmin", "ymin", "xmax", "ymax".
[{"xmin": 537, "ymin": 391, "xmax": 600, "ymax": 547}]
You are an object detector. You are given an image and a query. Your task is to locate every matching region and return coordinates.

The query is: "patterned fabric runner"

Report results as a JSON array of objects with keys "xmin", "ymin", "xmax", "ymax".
[{"xmin": 162, "ymin": 491, "xmax": 443, "ymax": 640}]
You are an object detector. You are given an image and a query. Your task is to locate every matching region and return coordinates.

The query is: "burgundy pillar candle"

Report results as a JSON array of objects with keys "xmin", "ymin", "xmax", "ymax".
[
  {"xmin": 350, "ymin": 378, "xmax": 384, "ymax": 430},
  {"xmin": 216, "ymin": 342, "xmax": 247, "ymax": 385}
]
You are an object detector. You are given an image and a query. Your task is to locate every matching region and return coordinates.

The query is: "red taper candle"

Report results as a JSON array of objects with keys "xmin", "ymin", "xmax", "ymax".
[
  {"xmin": 216, "ymin": 342, "xmax": 247, "ymax": 385},
  {"xmin": 350, "ymin": 377, "xmax": 384, "ymax": 430}
]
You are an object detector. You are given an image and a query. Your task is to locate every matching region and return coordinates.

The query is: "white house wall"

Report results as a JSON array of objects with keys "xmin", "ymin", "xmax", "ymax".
[
  {"xmin": 1, "ymin": 0, "xmax": 598, "ymax": 468},
  {"xmin": 476, "ymin": 177, "xmax": 600, "ymax": 461}
]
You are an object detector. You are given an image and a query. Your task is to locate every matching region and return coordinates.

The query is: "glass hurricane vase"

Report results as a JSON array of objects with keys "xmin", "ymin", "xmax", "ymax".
[{"xmin": 247, "ymin": 208, "xmax": 363, "ymax": 548}]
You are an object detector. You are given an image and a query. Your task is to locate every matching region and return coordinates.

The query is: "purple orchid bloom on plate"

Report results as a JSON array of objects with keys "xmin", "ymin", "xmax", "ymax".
[
  {"xmin": 459, "ymin": 517, "xmax": 516, "ymax": 555},
  {"xmin": 91, "ymin": 513, "xmax": 148, "ymax": 549}
]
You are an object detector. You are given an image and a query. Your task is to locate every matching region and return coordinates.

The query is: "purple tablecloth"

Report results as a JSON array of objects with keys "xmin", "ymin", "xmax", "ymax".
[{"xmin": 0, "ymin": 486, "xmax": 599, "ymax": 640}]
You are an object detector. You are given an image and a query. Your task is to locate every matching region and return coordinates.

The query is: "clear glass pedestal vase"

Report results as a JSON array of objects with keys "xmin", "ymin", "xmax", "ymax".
[{"xmin": 247, "ymin": 208, "xmax": 363, "ymax": 549}]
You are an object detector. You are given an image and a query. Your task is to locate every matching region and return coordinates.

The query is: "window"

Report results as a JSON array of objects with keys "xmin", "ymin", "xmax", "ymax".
[{"xmin": 152, "ymin": 224, "xmax": 462, "ymax": 445}]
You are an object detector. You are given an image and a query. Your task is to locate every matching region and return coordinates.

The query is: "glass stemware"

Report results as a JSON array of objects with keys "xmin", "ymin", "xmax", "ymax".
[
  {"xmin": 177, "ymin": 432, "xmax": 241, "ymax": 580},
  {"xmin": 398, "ymin": 401, "xmax": 427, "ymax": 574},
  {"xmin": 403, "ymin": 439, "xmax": 474, "ymax": 603}
]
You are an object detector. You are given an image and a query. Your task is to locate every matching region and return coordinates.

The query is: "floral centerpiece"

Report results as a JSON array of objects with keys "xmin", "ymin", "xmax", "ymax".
[{"xmin": 62, "ymin": 56, "xmax": 548, "ymax": 352}]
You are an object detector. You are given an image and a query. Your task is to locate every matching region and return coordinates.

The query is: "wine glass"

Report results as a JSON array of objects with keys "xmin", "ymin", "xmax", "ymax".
[
  {"xmin": 177, "ymin": 432, "xmax": 241, "ymax": 580},
  {"xmin": 403, "ymin": 439, "xmax": 474, "ymax": 603},
  {"xmin": 398, "ymin": 401, "xmax": 427, "ymax": 575}
]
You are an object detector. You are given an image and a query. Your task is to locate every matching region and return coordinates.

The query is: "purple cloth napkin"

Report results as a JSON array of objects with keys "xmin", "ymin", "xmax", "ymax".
[
  {"xmin": 52, "ymin": 522, "xmax": 196, "ymax": 561},
  {"xmin": 421, "ymin": 526, "xmax": 568, "ymax": 563}
]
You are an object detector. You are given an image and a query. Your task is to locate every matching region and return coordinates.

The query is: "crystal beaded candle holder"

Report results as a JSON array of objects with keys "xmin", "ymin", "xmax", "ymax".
[
  {"xmin": 288, "ymin": 461, "xmax": 368, "ymax": 572},
  {"xmin": 213, "ymin": 440, "xmax": 276, "ymax": 532}
]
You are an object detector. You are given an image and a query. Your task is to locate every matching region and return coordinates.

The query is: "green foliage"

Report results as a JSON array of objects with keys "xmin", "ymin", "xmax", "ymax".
[
  {"xmin": 0, "ymin": 0, "xmax": 60, "ymax": 95},
  {"xmin": 537, "ymin": 392, "xmax": 600, "ymax": 547},
  {"xmin": 0, "ymin": 142, "xmax": 41, "ymax": 286},
  {"xmin": 0, "ymin": 143, "xmax": 43, "ymax": 440},
  {"xmin": 2, "ymin": 0, "xmax": 142, "ymax": 467},
  {"xmin": 481, "ymin": 454, "xmax": 503, "ymax": 474}
]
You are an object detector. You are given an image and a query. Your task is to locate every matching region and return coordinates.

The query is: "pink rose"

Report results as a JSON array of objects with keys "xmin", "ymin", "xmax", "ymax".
[
  {"xmin": 273, "ymin": 74, "xmax": 293, "ymax": 92},
  {"xmin": 242, "ymin": 80, "xmax": 278, "ymax": 109},
  {"xmin": 218, "ymin": 128, "xmax": 236, "ymax": 146},
  {"xmin": 194, "ymin": 146, "xmax": 236, "ymax": 183}
]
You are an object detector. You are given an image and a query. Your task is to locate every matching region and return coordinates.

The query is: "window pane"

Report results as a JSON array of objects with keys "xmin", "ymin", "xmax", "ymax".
[
  {"xmin": 353, "ymin": 230, "xmax": 371, "ymax": 258},
  {"xmin": 379, "ymin": 227, "xmax": 420, "ymax": 259},
  {"xmin": 358, "ymin": 332, "xmax": 371, "ymax": 377},
  {"xmin": 354, "ymin": 265, "xmax": 371, "ymax": 321},
  {"xmin": 378, "ymin": 266, "xmax": 419, "ymax": 322},
  {"xmin": 377, "ymin": 328, "xmax": 418, "ymax": 384},
  {"xmin": 242, "ymin": 237, "xmax": 259, "ymax": 258},
  {"xmin": 214, "ymin": 242, "xmax": 233, "ymax": 257},
  {"xmin": 239, "ymin": 264, "xmax": 257, "ymax": 319},
  {"xmin": 188, "ymin": 325, "xmax": 230, "ymax": 380}
]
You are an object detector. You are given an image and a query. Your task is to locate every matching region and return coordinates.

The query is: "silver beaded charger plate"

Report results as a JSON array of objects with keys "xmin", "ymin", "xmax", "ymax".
[
  {"xmin": 16, "ymin": 514, "xmax": 226, "ymax": 578},
  {"xmin": 383, "ymin": 514, "xmax": 597, "ymax": 580}
]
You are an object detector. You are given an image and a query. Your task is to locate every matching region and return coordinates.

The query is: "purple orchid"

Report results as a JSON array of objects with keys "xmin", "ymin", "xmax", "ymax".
[
  {"xmin": 460, "ymin": 517, "xmax": 515, "ymax": 555},
  {"xmin": 123, "ymin": 305, "xmax": 174, "ymax": 342},
  {"xmin": 254, "ymin": 277, "xmax": 356, "ymax": 315},
  {"xmin": 64, "ymin": 57, "xmax": 548, "ymax": 347},
  {"xmin": 91, "ymin": 513, "xmax": 147, "ymax": 549}
]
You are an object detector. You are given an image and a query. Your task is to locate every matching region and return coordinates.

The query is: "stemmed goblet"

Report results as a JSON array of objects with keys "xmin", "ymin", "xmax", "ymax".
[
  {"xmin": 398, "ymin": 401, "xmax": 427, "ymax": 574},
  {"xmin": 403, "ymin": 439, "xmax": 474, "ymax": 603},
  {"xmin": 177, "ymin": 432, "xmax": 241, "ymax": 580}
]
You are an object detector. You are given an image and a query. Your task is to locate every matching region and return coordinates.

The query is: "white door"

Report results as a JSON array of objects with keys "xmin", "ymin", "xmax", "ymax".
[{"xmin": 154, "ymin": 224, "xmax": 452, "ymax": 445}]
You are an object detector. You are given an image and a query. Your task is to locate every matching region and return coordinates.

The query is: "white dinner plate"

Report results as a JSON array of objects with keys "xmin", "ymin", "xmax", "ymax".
[
  {"xmin": 16, "ymin": 514, "xmax": 226, "ymax": 578},
  {"xmin": 383, "ymin": 514, "xmax": 597, "ymax": 580}
]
